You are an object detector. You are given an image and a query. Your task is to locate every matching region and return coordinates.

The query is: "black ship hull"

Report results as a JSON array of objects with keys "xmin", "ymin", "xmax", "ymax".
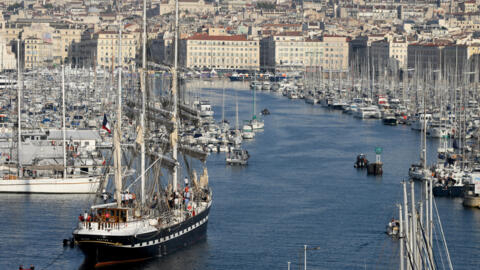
[
  {"xmin": 74, "ymin": 206, "xmax": 210, "ymax": 268},
  {"xmin": 433, "ymin": 185, "xmax": 464, "ymax": 197}
]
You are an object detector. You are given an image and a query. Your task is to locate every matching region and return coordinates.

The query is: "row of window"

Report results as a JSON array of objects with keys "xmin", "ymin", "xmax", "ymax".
[
  {"xmin": 191, "ymin": 57, "xmax": 257, "ymax": 65},
  {"xmin": 277, "ymin": 53, "xmax": 343, "ymax": 58},
  {"xmin": 192, "ymin": 65, "xmax": 258, "ymax": 69},
  {"xmin": 278, "ymin": 59, "xmax": 344, "ymax": 65},
  {"xmin": 189, "ymin": 46, "xmax": 258, "ymax": 51},
  {"xmin": 100, "ymin": 46, "xmax": 134, "ymax": 51},
  {"xmin": 189, "ymin": 52, "xmax": 257, "ymax": 57},
  {"xmin": 100, "ymin": 52, "xmax": 134, "ymax": 57},
  {"xmin": 98, "ymin": 40, "xmax": 136, "ymax": 45},
  {"xmin": 277, "ymin": 47, "xmax": 344, "ymax": 52},
  {"xmin": 99, "ymin": 57, "xmax": 132, "ymax": 63},
  {"xmin": 189, "ymin": 41, "xmax": 257, "ymax": 46},
  {"xmin": 26, "ymin": 56, "xmax": 40, "ymax": 61}
]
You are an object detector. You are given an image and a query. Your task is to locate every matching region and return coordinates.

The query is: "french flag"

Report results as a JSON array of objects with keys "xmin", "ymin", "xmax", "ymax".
[{"xmin": 102, "ymin": 114, "xmax": 111, "ymax": 134}]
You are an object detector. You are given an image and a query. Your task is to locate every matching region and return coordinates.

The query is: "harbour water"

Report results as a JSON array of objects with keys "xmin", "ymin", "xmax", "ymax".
[{"xmin": 1, "ymin": 80, "xmax": 480, "ymax": 269}]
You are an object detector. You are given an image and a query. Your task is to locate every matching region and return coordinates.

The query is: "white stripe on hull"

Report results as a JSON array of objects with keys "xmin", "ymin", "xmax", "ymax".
[{"xmin": 0, "ymin": 176, "xmax": 101, "ymax": 193}]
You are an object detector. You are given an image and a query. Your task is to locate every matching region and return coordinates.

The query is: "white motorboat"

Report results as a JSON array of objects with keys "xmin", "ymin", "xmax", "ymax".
[
  {"xmin": 242, "ymin": 124, "xmax": 255, "ymax": 139},
  {"xmin": 411, "ymin": 113, "xmax": 432, "ymax": 131},
  {"xmin": 226, "ymin": 148, "xmax": 249, "ymax": 165},
  {"xmin": 305, "ymin": 95, "xmax": 318, "ymax": 105},
  {"xmin": 195, "ymin": 100, "xmax": 214, "ymax": 117},
  {"xmin": 427, "ymin": 123, "xmax": 449, "ymax": 138},
  {"xmin": 250, "ymin": 118, "xmax": 264, "ymax": 130},
  {"xmin": 408, "ymin": 163, "xmax": 431, "ymax": 181},
  {"xmin": 354, "ymin": 106, "xmax": 381, "ymax": 119}
]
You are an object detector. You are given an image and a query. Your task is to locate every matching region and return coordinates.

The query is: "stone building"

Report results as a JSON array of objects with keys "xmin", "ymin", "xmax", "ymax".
[
  {"xmin": 94, "ymin": 30, "xmax": 137, "ymax": 71},
  {"xmin": 180, "ymin": 33, "xmax": 260, "ymax": 71}
]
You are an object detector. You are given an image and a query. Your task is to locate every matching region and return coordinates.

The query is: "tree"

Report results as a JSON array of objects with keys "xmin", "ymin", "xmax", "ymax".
[
  {"xmin": 7, "ymin": 3, "xmax": 22, "ymax": 12},
  {"xmin": 256, "ymin": 2, "xmax": 276, "ymax": 10}
]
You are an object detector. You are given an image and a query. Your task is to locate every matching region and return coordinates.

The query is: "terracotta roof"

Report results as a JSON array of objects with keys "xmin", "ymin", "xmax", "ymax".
[{"xmin": 186, "ymin": 33, "xmax": 248, "ymax": 41}]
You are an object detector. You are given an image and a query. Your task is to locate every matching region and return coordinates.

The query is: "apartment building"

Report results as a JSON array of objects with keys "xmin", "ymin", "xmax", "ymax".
[
  {"xmin": 22, "ymin": 23, "xmax": 57, "ymax": 69},
  {"xmin": 0, "ymin": 36, "xmax": 16, "ymax": 71},
  {"xmin": 261, "ymin": 33, "xmax": 349, "ymax": 72},
  {"xmin": 0, "ymin": 23, "xmax": 22, "ymax": 45},
  {"xmin": 261, "ymin": 32, "xmax": 304, "ymax": 70},
  {"xmin": 407, "ymin": 42, "xmax": 447, "ymax": 71},
  {"xmin": 180, "ymin": 33, "xmax": 260, "ymax": 71},
  {"xmin": 460, "ymin": 0, "xmax": 478, "ymax": 13},
  {"xmin": 21, "ymin": 22, "xmax": 87, "ymax": 69},
  {"xmin": 24, "ymin": 36, "xmax": 55, "ymax": 69},
  {"xmin": 370, "ymin": 38, "xmax": 408, "ymax": 69},
  {"xmin": 94, "ymin": 30, "xmax": 137, "ymax": 71},
  {"xmin": 159, "ymin": 0, "xmax": 215, "ymax": 15},
  {"xmin": 55, "ymin": 24, "xmax": 85, "ymax": 66},
  {"xmin": 321, "ymin": 35, "xmax": 350, "ymax": 72}
]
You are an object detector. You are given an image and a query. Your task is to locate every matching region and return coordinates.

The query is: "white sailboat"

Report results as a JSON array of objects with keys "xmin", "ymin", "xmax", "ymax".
[
  {"xmin": 0, "ymin": 52, "xmax": 101, "ymax": 193},
  {"xmin": 250, "ymin": 83, "xmax": 264, "ymax": 130}
]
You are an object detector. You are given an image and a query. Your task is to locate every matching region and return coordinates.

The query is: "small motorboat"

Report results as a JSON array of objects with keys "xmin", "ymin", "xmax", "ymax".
[
  {"xmin": 354, "ymin": 154, "xmax": 369, "ymax": 168},
  {"xmin": 226, "ymin": 148, "xmax": 250, "ymax": 165},
  {"xmin": 386, "ymin": 218, "xmax": 400, "ymax": 237},
  {"xmin": 261, "ymin": 108, "xmax": 270, "ymax": 115}
]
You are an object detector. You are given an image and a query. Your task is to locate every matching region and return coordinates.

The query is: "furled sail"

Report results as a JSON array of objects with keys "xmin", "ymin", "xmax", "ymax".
[{"xmin": 199, "ymin": 166, "xmax": 208, "ymax": 188}]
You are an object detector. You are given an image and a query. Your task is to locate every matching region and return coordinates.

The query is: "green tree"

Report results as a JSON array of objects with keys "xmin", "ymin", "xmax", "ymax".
[
  {"xmin": 7, "ymin": 3, "xmax": 22, "ymax": 11},
  {"xmin": 256, "ymin": 2, "xmax": 276, "ymax": 10}
]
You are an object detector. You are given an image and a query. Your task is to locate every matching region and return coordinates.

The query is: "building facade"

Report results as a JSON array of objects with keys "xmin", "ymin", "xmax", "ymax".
[
  {"xmin": 181, "ymin": 33, "xmax": 260, "ymax": 71},
  {"xmin": 94, "ymin": 30, "xmax": 137, "ymax": 71},
  {"xmin": 0, "ymin": 35, "xmax": 16, "ymax": 71},
  {"xmin": 370, "ymin": 38, "xmax": 408, "ymax": 70},
  {"xmin": 261, "ymin": 33, "xmax": 349, "ymax": 72}
]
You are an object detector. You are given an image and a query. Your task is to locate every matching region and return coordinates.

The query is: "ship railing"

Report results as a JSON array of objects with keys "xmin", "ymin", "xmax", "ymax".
[{"xmin": 79, "ymin": 220, "xmax": 139, "ymax": 231}]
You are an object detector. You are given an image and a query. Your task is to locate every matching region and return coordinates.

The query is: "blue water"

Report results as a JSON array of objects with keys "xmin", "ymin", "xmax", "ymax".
[{"xmin": 1, "ymin": 80, "xmax": 479, "ymax": 269}]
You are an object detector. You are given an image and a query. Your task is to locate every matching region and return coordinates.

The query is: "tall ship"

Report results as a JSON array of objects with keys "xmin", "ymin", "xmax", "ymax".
[{"xmin": 73, "ymin": 1, "xmax": 212, "ymax": 266}]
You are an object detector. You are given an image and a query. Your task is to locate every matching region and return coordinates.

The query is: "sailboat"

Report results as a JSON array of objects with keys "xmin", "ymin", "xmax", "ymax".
[
  {"xmin": 73, "ymin": 1, "xmax": 212, "ymax": 267},
  {"xmin": 250, "ymin": 81, "xmax": 264, "ymax": 130},
  {"xmin": 0, "ymin": 52, "xmax": 102, "ymax": 193},
  {"xmin": 408, "ymin": 81, "xmax": 431, "ymax": 181}
]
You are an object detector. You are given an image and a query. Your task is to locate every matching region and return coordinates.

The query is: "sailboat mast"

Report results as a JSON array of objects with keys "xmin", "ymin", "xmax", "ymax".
[
  {"xmin": 62, "ymin": 65, "xmax": 67, "ymax": 180},
  {"xmin": 252, "ymin": 72, "xmax": 256, "ymax": 119},
  {"xmin": 114, "ymin": 25, "xmax": 123, "ymax": 207},
  {"xmin": 140, "ymin": 0, "xmax": 147, "ymax": 205},
  {"xmin": 423, "ymin": 78, "xmax": 427, "ymax": 170},
  {"xmin": 222, "ymin": 84, "xmax": 225, "ymax": 124},
  {"xmin": 253, "ymin": 82, "xmax": 256, "ymax": 119},
  {"xmin": 172, "ymin": 0, "xmax": 179, "ymax": 193},
  {"xmin": 235, "ymin": 93, "xmax": 239, "ymax": 131},
  {"xmin": 16, "ymin": 39, "xmax": 22, "ymax": 177}
]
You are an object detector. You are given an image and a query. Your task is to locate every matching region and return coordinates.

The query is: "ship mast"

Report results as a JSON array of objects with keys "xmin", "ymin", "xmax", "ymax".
[
  {"xmin": 114, "ymin": 25, "xmax": 123, "ymax": 207},
  {"xmin": 16, "ymin": 39, "xmax": 22, "ymax": 177},
  {"xmin": 62, "ymin": 65, "xmax": 67, "ymax": 180},
  {"xmin": 171, "ymin": 0, "xmax": 179, "ymax": 193},
  {"xmin": 140, "ymin": 0, "xmax": 147, "ymax": 206}
]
